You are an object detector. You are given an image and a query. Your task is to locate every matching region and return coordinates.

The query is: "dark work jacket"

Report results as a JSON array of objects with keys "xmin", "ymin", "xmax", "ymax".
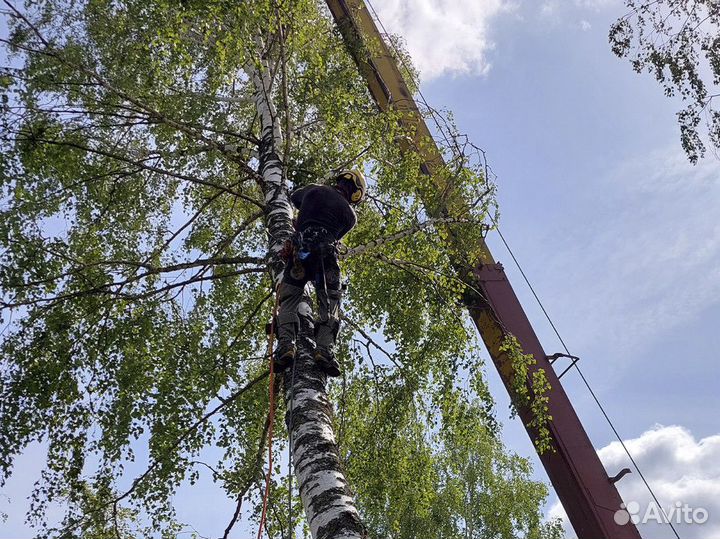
[{"xmin": 291, "ymin": 184, "xmax": 357, "ymax": 241}]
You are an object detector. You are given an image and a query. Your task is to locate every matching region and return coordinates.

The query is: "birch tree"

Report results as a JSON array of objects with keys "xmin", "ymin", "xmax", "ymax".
[
  {"xmin": 610, "ymin": 0, "xmax": 720, "ymax": 163},
  {"xmin": 0, "ymin": 1, "xmax": 563, "ymax": 538}
]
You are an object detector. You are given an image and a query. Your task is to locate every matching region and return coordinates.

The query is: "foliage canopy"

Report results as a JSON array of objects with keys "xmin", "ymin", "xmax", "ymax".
[
  {"xmin": 610, "ymin": 0, "xmax": 720, "ymax": 163},
  {"xmin": 0, "ymin": 1, "xmax": 561, "ymax": 537}
]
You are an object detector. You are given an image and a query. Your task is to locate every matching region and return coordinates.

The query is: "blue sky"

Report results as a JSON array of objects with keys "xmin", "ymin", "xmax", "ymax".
[
  {"xmin": 374, "ymin": 0, "xmax": 720, "ymax": 537},
  {"xmin": 2, "ymin": 1, "xmax": 720, "ymax": 538}
]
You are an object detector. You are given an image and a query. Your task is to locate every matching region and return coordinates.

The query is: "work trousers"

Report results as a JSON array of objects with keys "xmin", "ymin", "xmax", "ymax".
[{"xmin": 276, "ymin": 228, "xmax": 342, "ymax": 352}]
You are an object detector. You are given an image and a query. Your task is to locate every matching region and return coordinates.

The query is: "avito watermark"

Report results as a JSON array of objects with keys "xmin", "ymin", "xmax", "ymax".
[{"xmin": 614, "ymin": 500, "xmax": 709, "ymax": 526}]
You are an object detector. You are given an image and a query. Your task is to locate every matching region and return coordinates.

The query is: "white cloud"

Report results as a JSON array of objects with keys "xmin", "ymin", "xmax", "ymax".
[
  {"xmin": 574, "ymin": 0, "xmax": 621, "ymax": 9},
  {"xmin": 535, "ymin": 0, "xmax": 620, "ymax": 26},
  {"xmin": 549, "ymin": 425, "xmax": 720, "ymax": 539},
  {"xmin": 540, "ymin": 1, "xmax": 559, "ymax": 16},
  {"xmin": 371, "ymin": 0, "xmax": 514, "ymax": 80},
  {"xmin": 543, "ymin": 146, "xmax": 720, "ymax": 356}
]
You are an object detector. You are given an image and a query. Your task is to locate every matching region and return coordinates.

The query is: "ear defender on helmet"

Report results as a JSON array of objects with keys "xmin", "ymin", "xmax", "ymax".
[{"xmin": 336, "ymin": 169, "xmax": 366, "ymax": 205}]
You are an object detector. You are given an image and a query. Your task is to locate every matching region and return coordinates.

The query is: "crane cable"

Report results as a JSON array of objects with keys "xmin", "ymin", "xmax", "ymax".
[
  {"xmin": 492, "ymin": 222, "xmax": 682, "ymax": 539},
  {"xmin": 257, "ymin": 288, "xmax": 281, "ymax": 539}
]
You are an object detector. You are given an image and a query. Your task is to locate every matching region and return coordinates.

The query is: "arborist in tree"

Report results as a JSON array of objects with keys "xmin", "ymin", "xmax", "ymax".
[{"xmin": 274, "ymin": 170, "xmax": 366, "ymax": 377}]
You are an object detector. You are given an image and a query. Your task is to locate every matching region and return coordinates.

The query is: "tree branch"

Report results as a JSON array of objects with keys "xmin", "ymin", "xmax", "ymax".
[{"xmin": 340, "ymin": 216, "xmax": 472, "ymax": 259}]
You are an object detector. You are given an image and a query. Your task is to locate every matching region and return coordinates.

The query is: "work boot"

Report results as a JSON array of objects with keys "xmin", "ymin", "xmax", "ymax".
[
  {"xmin": 273, "ymin": 343, "xmax": 296, "ymax": 373},
  {"xmin": 314, "ymin": 347, "xmax": 341, "ymax": 377}
]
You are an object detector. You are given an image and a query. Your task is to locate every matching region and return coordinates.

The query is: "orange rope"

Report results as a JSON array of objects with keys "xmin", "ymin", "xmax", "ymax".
[{"xmin": 257, "ymin": 289, "xmax": 280, "ymax": 539}]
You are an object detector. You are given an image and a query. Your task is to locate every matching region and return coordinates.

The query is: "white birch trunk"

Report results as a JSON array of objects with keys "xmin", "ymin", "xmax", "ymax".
[{"xmin": 247, "ymin": 54, "xmax": 365, "ymax": 539}]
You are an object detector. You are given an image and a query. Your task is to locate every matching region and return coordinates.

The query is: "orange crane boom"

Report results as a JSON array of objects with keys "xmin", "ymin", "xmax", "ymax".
[{"xmin": 325, "ymin": 2, "xmax": 643, "ymax": 537}]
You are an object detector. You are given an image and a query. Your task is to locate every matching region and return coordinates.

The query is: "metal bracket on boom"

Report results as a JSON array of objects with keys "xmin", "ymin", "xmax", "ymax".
[
  {"xmin": 609, "ymin": 468, "xmax": 633, "ymax": 484},
  {"xmin": 547, "ymin": 352, "xmax": 580, "ymax": 380}
]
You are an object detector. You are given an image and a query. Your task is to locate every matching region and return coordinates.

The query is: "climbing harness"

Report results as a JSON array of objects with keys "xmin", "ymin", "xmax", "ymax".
[
  {"xmin": 284, "ymin": 226, "xmax": 339, "ymax": 283},
  {"xmin": 299, "ymin": 226, "xmax": 338, "ymax": 258}
]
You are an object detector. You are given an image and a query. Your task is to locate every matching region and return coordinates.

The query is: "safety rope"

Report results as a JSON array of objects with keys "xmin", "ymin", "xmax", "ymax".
[
  {"xmin": 287, "ymin": 354, "xmax": 297, "ymax": 538},
  {"xmin": 257, "ymin": 288, "xmax": 281, "ymax": 539}
]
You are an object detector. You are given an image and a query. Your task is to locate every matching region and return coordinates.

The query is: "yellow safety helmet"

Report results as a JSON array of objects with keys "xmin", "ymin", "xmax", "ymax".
[{"xmin": 335, "ymin": 169, "xmax": 366, "ymax": 205}]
